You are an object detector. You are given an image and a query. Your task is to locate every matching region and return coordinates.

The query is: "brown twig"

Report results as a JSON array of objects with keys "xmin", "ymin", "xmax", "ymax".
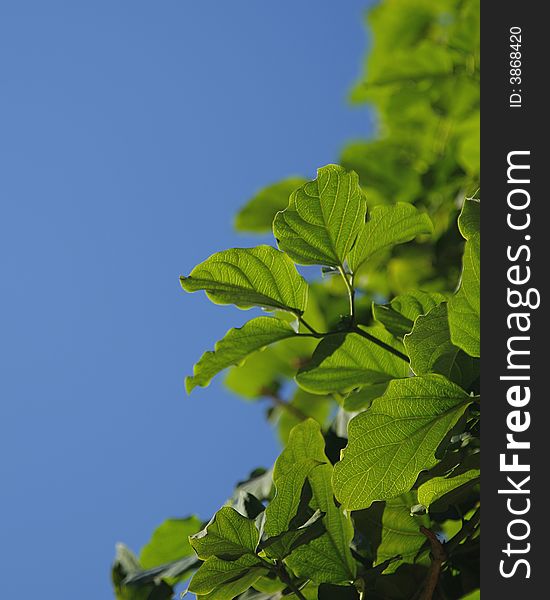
[
  {"xmin": 261, "ymin": 388, "xmax": 309, "ymax": 421},
  {"xmin": 419, "ymin": 527, "xmax": 447, "ymax": 600}
]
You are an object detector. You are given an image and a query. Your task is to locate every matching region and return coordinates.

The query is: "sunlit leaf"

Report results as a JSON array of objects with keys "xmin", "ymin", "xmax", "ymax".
[
  {"xmin": 333, "ymin": 375, "xmax": 474, "ymax": 510},
  {"xmin": 186, "ymin": 317, "xmax": 299, "ymax": 393},
  {"xmin": 273, "ymin": 165, "xmax": 366, "ymax": 268},
  {"xmin": 348, "ymin": 203, "xmax": 433, "ymax": 273},
  {"xmin": 404, "ymin": 303, "xmax": 478, "ymax": 388},
  {"xmin": 264, "ymin": 419, "xmax": 327, "ymax": 538},
  {"xmin": 417, "ymin": 469, "xmax": 480, "ymax": 510},
  {"xmin": 190, "ymin": 506, "xmax": 259, "ymax": 560},
  {"xmin": 188, "ymin": 554, "xmax": 266, "ymax": 597},
  {"xmin": 180, "ymin": 245, "xmax": 308, "ymax": 314},
  {"xmin": 286, "ymin": 464, "xmax": 356, "ymax": 584},
  {"xmin": 296, "ymin": 328, "xmax": 408, "ymax": 395},
  {"xmin": 448, "ymin": 199, "xmax": 480, "ymax": 357},
  {"xmin": 373, "ymin": 290, "xmax": 446, "ymax": 338}
]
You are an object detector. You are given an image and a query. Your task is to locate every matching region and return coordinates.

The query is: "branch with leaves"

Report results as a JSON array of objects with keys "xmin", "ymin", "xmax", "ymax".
[{"xmin": 111, "ymin": 1, "xmax": 480, "ymax": 598}]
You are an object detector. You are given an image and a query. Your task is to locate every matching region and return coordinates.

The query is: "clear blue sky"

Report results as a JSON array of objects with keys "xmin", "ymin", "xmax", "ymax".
[{"xmin": 0, "ymin": 2, "xmax": 375, "ymax": 597}]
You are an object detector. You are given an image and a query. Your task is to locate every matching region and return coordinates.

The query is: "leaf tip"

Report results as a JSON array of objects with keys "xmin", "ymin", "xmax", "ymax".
[{"xmin": 185, "ymin": 376, "xmax": 196, "ymax": 394}]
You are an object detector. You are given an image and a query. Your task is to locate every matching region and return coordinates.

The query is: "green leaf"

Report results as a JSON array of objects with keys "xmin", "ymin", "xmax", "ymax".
[
  {"xmin": 112, "ymin": 544, "xmax": 174, "ymax": 600},
  {"xmin": 404, "ymin": 303, "xmax": 478, "ymax": 388},
  {"xmin": 235, "ymin": 177, "xmax": 307, "ymax": 233},
  {"xmin": 222, "ymin": 284, "xmax": 333, "ymax": 399},
  {"xmin": 180, "ymin": 245, "xmax": 308, "ymax": 315},
  {"xmin": 190, "ymin": 506, "xmax": 259, "ymax": 560},
  {"xmin": 223, "ymin": 338, "xmax": 303, "ymax": 399},
  {"xmin": 140, "ymin": 517, "xmax": 201, "ymax": 570},
  {"xmin": 232, "ymin": 468, "xmax": 274, "ymax": 505},
  {"xmin": 457, "ymin": 196, "xmax": 480, "ymax": 240},
  {"xmin": 333, "ymin": 375, "xmax": 474, "ymax": 510},
  {"xmin": 264, "ymin": 419, "xmax": 327, "ymax": 538},
  {"xmin": 188, "ymin": 554, "xmax": 265, "ymax": 596},
  {"xmin": 286, "ymin": 464, "xmax": 356, "ymax": 584},
  {"xmin": 353, "ymin": 492, "xmax": 430, "ymax": 574},
  {"xmin": 348, "ymin": 203, "xmax": 433, "ymax": 273},
  {"xmin": 259, "ymin": 509, "xmax": 326, "ymax": 560},
  {"xmin": 448, "ymin": 199, "xmax": 480, "ymax": 357},
  {"xmin": 417, "ymin": 469, "xmax": 480, "ymax": 510},
  {"xmin": 342, "ymin": 383, "xmax": 388, "ymax": 412},
  {"xmin": 277, "ymin": 388, "xmax": 333, "ymax": 445},
  {"xmin": 123, "ymin": 556, "xmax": 200, "ymax": 588},
  {"xmin": 273, "ymin": 165, "xmax": 366, "ymax": 268},
  {"xmin": 199, "ymin": 571, "xmax": 266, "ymax": 599},
  {"xmin": 186, "ymin": 317, "xmax": 299, "ymax": 393},
  {"xmin": 296, "ymin": 328, "xmax": 409, "ymax": 395},
  {"xmin": 459, "ymin": 590, "xmax": 480, "ymax": 600},
  {"xmin": 373, "ymin": 291, "xmax": 446, "ymax": 338}
]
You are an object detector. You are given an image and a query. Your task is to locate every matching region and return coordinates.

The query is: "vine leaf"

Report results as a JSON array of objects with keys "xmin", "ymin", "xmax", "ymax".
[
  {"xmin": 404, "ymin": 303, "xmax": 478, "ymax": 388},
  {"xmin": 180, "ymin": 245, "xmax": 308, "ymax": 315},
  {"xmin": 273, "ymin": 165, "xmax": 366, "ymax": 268},
  {"xmin": 235, "ymin": 177, "xmax": 307, "ymax": 233},
  {"xmin": 353, "ymin": 492, "xmax": 430, "ymax": 574},
  {"xmin": 189, "ymin": 506, "xmax": 259, "ymax": 560},
  {"xmin": 333, "ymin": 375, "xmax": 474, "ymax": 510},
  {"xmin": 188, "ymin": 554, "xmax": 266, "ymax": 597},
  {"xmin": 186, "ymin": 317, "xmax": 299, "ymax": 393},
  {"xmin": 373, "ymin": 290, "xmax": 446, "ymax": 339},
  {"xmin": 417, "ymin": 469, "xmax": 480, "ymax": 510},
  {"xmin": 286, "ymin": 463, "xmax": 357, "ymax": 584},
  {"xmin": 296, "ymin": 328, "xmax": 408, "ymax": 395},
  {"xmin": 448, "ymin": 199, "xmax": 480, "ymax": 357},
  {"xmin": 348, "ymin": 203, "xmax": 433, "ymax": 273}
]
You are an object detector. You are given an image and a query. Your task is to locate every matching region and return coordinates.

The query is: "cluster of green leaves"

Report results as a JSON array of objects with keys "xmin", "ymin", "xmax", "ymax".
[{"xmin": 112, "ymin": 1, "xmax": 480, "ymax": 599}]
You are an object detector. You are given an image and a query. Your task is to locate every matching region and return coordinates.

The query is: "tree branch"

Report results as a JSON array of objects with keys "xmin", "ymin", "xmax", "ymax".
[
  {"xmin": 419, "ymin": 527, "xmax": 447, "ymax": 600},
  {"xmin": 261, "ymin": 389, "xmax": 309, "ymax": 422}
]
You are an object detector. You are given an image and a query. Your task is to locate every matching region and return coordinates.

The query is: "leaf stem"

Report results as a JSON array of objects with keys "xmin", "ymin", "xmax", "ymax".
[
  {"xmin": 298, "ymin": 316, "xmax": 323, "ymax": 337},
  {"xmin": 352, "ymin": 326, "xmax": 409, "ymax": 363},
  {"xmin": 338, "ymin": 266, "xmax": 355, "ymax": 323},
  {"xmin": 275, "ymin": 562, "xmax": 308, "ymax": 600}
]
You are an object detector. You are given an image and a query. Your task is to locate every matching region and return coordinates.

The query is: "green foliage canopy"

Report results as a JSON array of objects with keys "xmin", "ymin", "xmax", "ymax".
[{"xmin": 113, "ymin": 1, "xmax": 480, "ymax": 598}]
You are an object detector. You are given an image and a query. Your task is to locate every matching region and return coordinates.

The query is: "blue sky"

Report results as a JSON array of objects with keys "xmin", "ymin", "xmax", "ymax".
[{"xmin": 0, "ymin": 1, "xmax": 375, "ymax": 597}]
